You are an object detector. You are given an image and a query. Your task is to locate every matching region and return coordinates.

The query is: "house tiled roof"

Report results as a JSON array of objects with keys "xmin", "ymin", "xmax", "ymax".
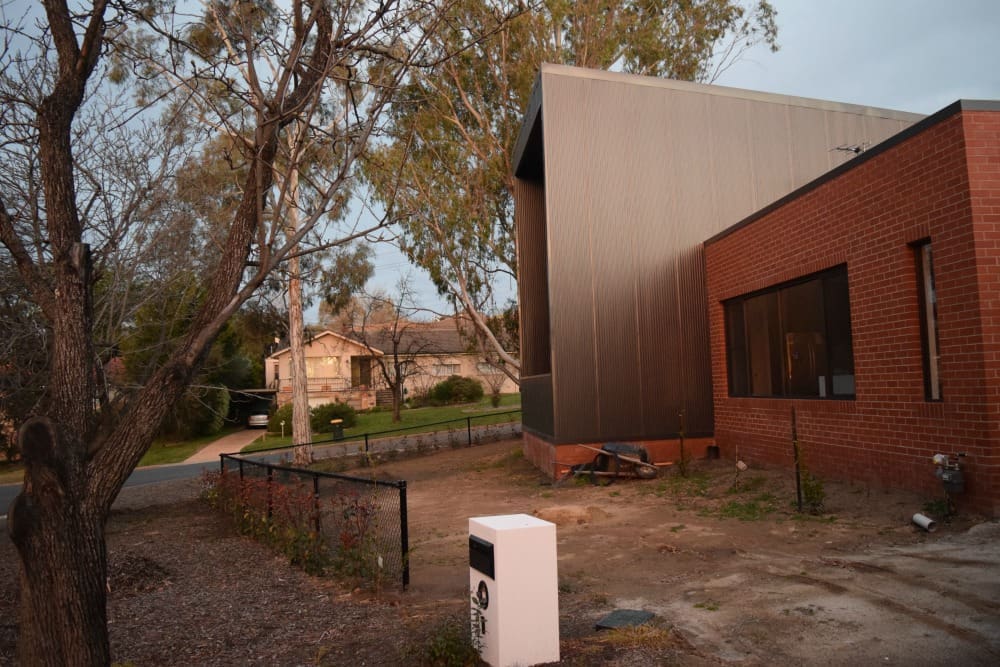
[
  {"xmin": 343, "ymin": 317, "xmax": 473, "ymax": 356},
  {"xmin": 267, "ymin": 316, "xmax": 485, "ymax": 360}
]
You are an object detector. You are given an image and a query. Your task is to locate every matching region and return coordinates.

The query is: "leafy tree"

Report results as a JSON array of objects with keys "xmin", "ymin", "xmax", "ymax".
[
  {"xmin": 0, "ymin": 2, "xmax": 521, "ymax": 662},
  {"xmin": 229, "ymin": 300, "xmax": 289, "ymax": 387},
  {"xmin": 318, "ymin": 243, "xmax": 376, "ymax": 318},
  {"xmin": 365, "ymin": 0, "xmax": 779, "ymax": 377},
  {"xmin": 347, "ymin": 279, "xmax": 437, "ymax": 422}
]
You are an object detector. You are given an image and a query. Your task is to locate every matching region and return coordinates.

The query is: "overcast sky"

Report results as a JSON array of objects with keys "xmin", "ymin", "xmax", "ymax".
[
  {"xmin": 714, "ymin": 0, "xmax": 1000, "ymax": 113},
  {"xmin": 363, "ymin": 0, "xmax": 1000, "ymax": 320}
]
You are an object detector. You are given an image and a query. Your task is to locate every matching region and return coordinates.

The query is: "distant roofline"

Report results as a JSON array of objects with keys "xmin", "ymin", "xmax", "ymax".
[
  {"xmin": 705, "ymin": 99, "xmax": 1000, "ymax": 247},
  {"xmin": 266, "ymin": 329, "xmax": 382, "ymax": 360}
]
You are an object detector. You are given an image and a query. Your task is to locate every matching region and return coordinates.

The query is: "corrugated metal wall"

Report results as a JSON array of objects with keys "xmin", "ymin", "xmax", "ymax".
[
  {"xmin": 514, "ymin": 176, "xmax": 550, "ymax": 377},
  {"xmin": 514, "ymin": 169, "xmax": 556, "ymax": 438},
  {"xmin": 519, "ymin": 65, "xmax": 921, "ymax": 444}
]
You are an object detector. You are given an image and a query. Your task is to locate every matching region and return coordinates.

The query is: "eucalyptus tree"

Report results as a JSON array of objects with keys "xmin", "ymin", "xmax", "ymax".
[
  {"xmin": 0, "ymin": 1, "xmax": 517, "ymax": 663},
  {"xmin": 365, "ymin": 0, "xmax": 779, "ymax": 379}
]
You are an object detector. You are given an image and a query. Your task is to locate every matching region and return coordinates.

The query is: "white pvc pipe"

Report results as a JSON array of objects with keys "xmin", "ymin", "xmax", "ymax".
[{"xmin": 912, "ymin": 513, "xmax": 937, "ymax": 532}]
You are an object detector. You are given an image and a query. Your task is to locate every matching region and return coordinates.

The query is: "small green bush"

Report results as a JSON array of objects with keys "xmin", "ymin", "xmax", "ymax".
[
  {"xmin": 268, "ymin": 403, "xmax": 293, "ymax": 432},
  {"xmin": 403, "ymin": 612, "xmax": 481, "ymax": 666},
  {"xmin": 429, "ymin": 375, "xmax": 483, "ymax": 405},
  {"xmin": 801, "ymin": 470, "xmax": 826, "ymax": 514},
  {"xmin": 311, "ymin": 401, "xmax": 357, "ymax": 431},
  {"xmin": 268, "ymin": 401, "xmax": 358, "ymax": 433}
]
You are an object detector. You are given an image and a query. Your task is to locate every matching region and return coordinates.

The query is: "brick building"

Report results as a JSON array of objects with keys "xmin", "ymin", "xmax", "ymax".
[{"xmin": 705, "ymin": 101, "xmax": 1000, "ymax": 515}]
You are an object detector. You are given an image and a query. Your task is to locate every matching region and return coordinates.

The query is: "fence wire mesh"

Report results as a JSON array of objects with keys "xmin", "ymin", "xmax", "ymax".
[{"xmin": 218, "ymin": 455, "xmax": 408, "ymax": 589}]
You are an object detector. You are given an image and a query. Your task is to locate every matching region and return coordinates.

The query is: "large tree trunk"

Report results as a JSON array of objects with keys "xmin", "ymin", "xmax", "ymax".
[
  {"xmin": 0, "ymin": 3, "xmax": 336, "ymax": 662},
  {"xmin": 285, "ymin": 130, "xmax": 313, "ymax": 466},
  {"xmin": 8, "ymin": 420, "xmax": 109, "ymax": 666},
  {"xmin": 392, "ymin": 381, "xmax": 403, "ymax": 423},
  {"xmin": 289, "ymin": 250, "xmax": 313, "ymax": 464},
  {"xmin": 11, "ymin": 508, "xmax": 108, "ymax": 666}
]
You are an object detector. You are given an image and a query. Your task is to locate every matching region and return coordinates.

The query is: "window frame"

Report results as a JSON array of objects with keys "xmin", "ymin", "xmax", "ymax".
[
  {"xmin": 723, "ymin": 264, "xmax": 855, "ymax": 400},
  {"xmin": 431, "ymin": 363, "xmax": 461, "ymax": 377},
  {"xmin": 305, "ymin": 356, "xmax": 339, "ymax": 379},
  {"xmin": 913, "ymin": 240, "xmax": 942, "ymax": 401}
]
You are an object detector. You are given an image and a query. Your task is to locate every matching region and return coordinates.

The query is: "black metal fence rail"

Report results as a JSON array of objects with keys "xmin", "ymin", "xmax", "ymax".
[
  {"xmin": 219, "ymin": 454, "xmax": 409, "ymax": 589},
  {"xmin": 254, "ymin": 409, "xmax": 522, "ymax": 457}
]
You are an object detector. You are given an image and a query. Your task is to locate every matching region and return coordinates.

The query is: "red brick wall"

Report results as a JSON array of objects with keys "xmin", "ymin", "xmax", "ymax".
[
  {"xmin": 705, "ymin": 110, "xmax": 1000, "ymax": 516},
  {"xmin": 967, "ymin": 110, "xmax": 1000, "ymax": 506}
]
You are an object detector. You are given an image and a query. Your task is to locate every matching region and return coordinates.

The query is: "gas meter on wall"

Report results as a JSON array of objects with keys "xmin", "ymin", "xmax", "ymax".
[{"xmin": 469, "ymin": 514, "xmax": 559, "ymax": 667}]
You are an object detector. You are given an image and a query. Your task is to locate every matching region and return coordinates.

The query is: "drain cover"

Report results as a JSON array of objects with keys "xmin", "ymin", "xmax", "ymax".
[{"xmin": 594, "ymin": 609, "xmax": 655, "ymax": 630}]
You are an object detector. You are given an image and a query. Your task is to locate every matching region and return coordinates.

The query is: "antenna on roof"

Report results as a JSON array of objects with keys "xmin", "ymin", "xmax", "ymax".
[{"xmin": 831, "ymin": 141, "xmax": 870, "ymax": 155}]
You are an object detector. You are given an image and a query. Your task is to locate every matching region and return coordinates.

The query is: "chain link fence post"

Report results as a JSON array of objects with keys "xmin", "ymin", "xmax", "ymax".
[{"xmin": 399, "ymin": 480, "xmax": 409, "ymax": 589}]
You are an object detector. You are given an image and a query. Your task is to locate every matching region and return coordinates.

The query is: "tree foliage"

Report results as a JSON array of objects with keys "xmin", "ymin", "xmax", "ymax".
[
  {"xmin": 346, "ymin": 279, "xmax": 438, "ymax": 422},
  {"xmin": 365, "ymin": 0, "xmax": 778, "ymax": 375},
  {"xmin": 0, "ymin": 1, "xmax": 519, "ymax": 662}
]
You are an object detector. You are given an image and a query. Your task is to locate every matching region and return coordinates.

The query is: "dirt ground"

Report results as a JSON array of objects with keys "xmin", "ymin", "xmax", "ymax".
[{"xmin": 1, "ymin": 439, "xmax": 999, "ymax": 665}]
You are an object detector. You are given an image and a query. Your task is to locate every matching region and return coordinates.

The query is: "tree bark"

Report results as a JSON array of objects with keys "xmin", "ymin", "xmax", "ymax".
[
  {"xmin": 289, "ymin": 250, "xmax": 313, "ymax": 464},
  {"xmin": 285, "ymin": 123, "xmax": 313, "ymax": 465},
  {"xmin": 2, "ymin": 2, "xmax": 336, "ymax": 661},
  {"xmin": 392, "ymin": 363, "xmax": 403, "ymax": 423},
  {"xmin": 9, "ymin": 419, "xmax": 109, "ymax": 666}
]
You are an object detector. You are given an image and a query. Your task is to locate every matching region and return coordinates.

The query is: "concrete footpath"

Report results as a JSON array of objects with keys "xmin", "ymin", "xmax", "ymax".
[{"xmin": 183, "ymin": 428, "xmax": 264, "ymax": 464}]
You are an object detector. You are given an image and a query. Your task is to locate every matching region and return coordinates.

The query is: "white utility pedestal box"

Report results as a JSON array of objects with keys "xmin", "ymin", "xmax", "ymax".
[{"xmin": 469, "ymin": 514, "xmax": 559, "ymax": 667}]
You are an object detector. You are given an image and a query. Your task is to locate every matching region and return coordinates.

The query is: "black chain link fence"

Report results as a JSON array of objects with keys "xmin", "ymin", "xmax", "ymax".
[
  {"xmin": 218, "ymin": 454, "xmax": 409, "ymax": 589},
  {"xmin": 252, "ymin": 410, "xmax": 522, "ymax": 461}
]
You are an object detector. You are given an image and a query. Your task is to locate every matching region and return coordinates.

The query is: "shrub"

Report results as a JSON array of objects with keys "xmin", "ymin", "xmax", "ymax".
[
  {"xmin": 429, "ymin": 375, "xmax": 483, "ymax": 405},
  {"xmin": 268, "ymin": 403, "xmax": 293, "ymax": 432},
  {"xmin": 311, "ymin": 401, "xmax": 357, "ymax": 431},
  {"xmin": 201, "ymin": 469, "xmax": 329, "ymax": 575},
  {"xmin": 268, "ymin": 401, "xmax": 358, "ymax": 434},
  {"xmin": 801, "ymin": 470, "xmax": 826, "ymax": 514},
  {"xmin": 403, "ymin": 612, "xmax": 481, "ymax": 666}
]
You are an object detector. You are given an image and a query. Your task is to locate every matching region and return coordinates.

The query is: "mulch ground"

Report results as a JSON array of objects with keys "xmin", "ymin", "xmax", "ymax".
[
  {"xmin": 0, "ymin": 481, "xmax": 444, "ymax": 666},
  {"xmin": 1, "ymin": 439, "xmax": 996, "ymax": 666}
]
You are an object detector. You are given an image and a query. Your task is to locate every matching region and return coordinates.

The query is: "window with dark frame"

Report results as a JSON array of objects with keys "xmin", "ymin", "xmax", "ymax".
[
  {"xmin": 724, "ymin": 265, "xmax": 855, "ymax": 399},
  {"xmin": 914, "ymin": 242, "xmax": 942, "ymax": 400}
]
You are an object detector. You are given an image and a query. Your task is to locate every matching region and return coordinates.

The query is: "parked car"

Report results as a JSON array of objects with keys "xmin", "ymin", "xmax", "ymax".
[{"xmin": 247, "ymin": 413, "xmax": 269, "ymax": 429}]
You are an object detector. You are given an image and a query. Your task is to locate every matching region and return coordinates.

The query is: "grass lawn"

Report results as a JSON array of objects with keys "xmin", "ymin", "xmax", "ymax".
[
  {"xmin": 0, "ymin": 462, "xmax": 23, "ymax": 485},
  {"xmin": 244, "ymin": 393, "xmax": 521, "ymax": 453},
  {"xmin": 138, "ymin": 425, "xmax": 244, "ymax": 467}
]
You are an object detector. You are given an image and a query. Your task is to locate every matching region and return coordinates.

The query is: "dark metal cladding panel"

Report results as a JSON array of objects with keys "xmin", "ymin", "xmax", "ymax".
[
  {"xmin": 520, "ymin": 374, "xmax": 553, "ymax": 438},
  {"xmin": 678, "ymin": 246, "xmax": 714, "ymax": 435},
  {"xmin": 514, "ymin": 177, "xmax": 550, "ymax": 377},
  {"xmin": 514, "ymin": 172, "xmax": 555, "ymax": 437},
  {"xmin": 543, "ymin": 75, "xmax": 599, "ymax": 441},
  {"xmin": 588, "ymin": 79, "xmax": 643, "ymax": 438},
  {"xmin": 634, "ymin": 97, "xmax": 682, "ymax": 437},
  {"xmin": 636, "ymin": 255, "xmax": 683, "ymax": 436}
]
